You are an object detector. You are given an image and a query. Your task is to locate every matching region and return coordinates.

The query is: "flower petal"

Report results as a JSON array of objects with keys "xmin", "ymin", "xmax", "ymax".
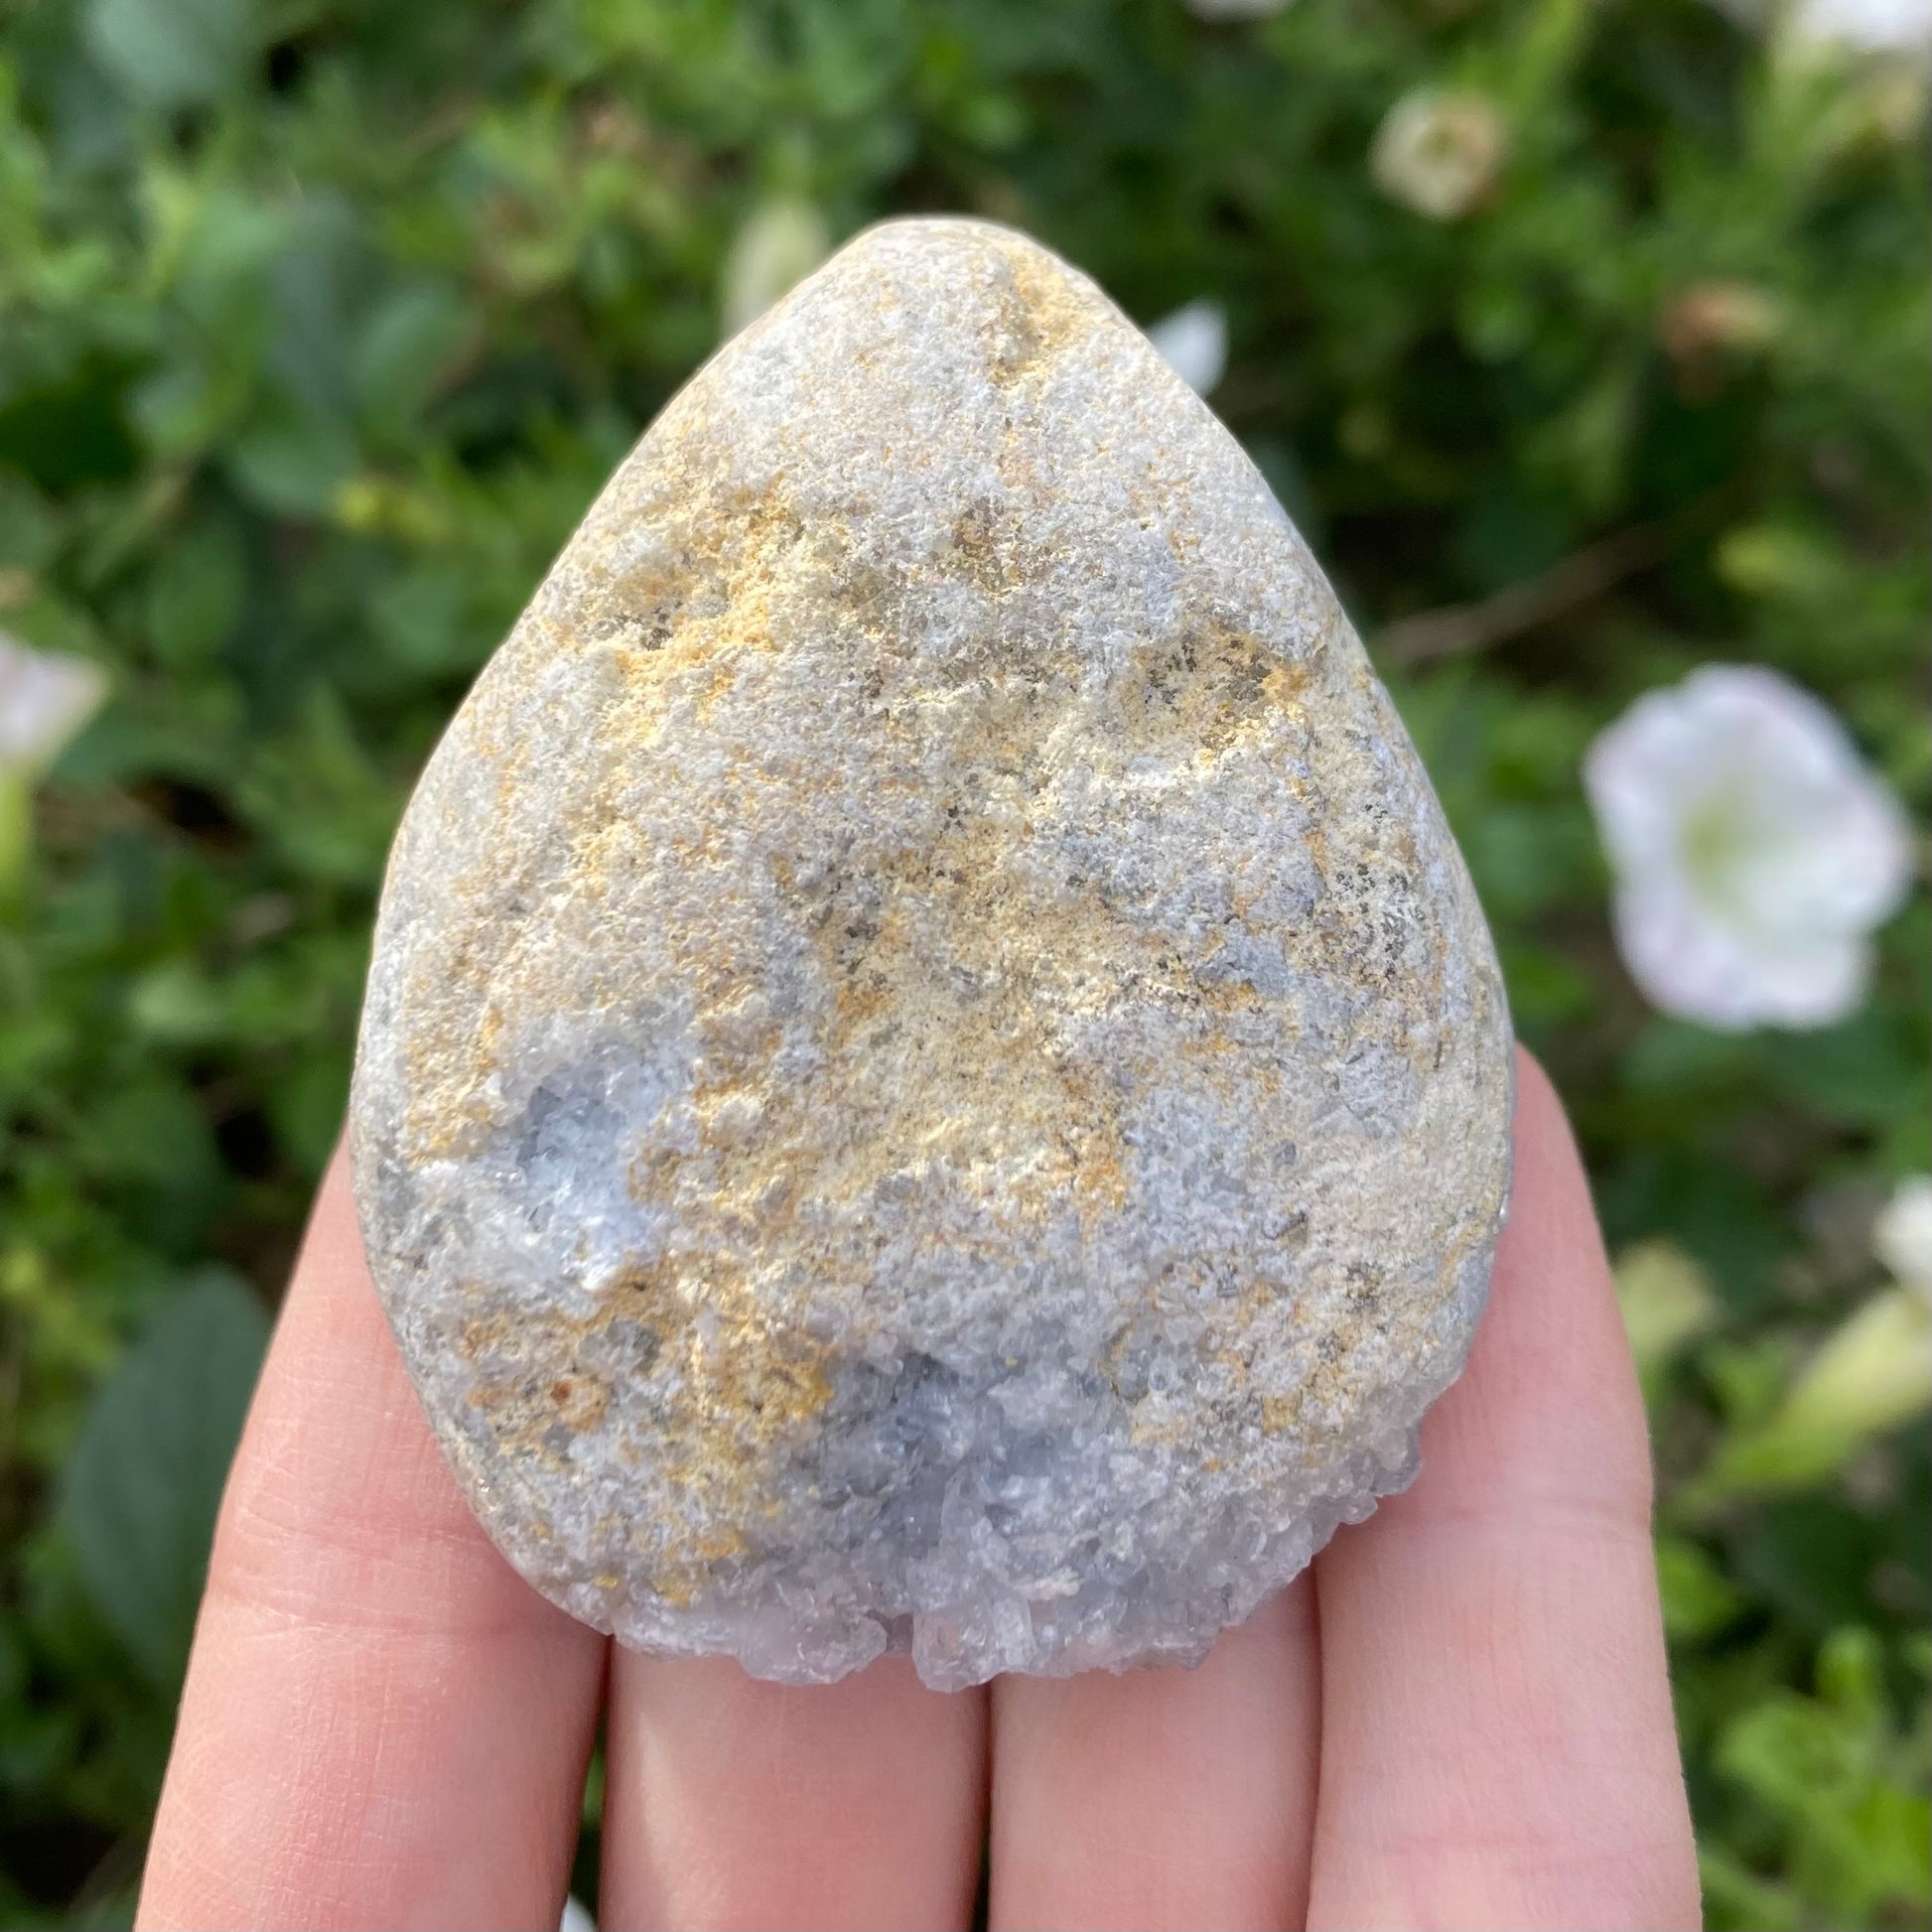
[
  {"xmin": 721, "ymin": 201, "xmax": 833, "ymax": 339},
  {"xmin": 0, "ymin": 630, "xmax": 108, "ymax": 776},
  {"xmin": 1586, "ymin": 664, "xmax": 1913, "ymax": 1031},
  {"xmin": 1873, "ymin": 1175, "xmax": 1932, "ymax": 1304},
  {"xmin": 1369, "ymin": 89, "xmax": 1507, "ymax": 221},
  {"xmin": 1610, "ymin": 882, "xmax": 1871, "ymax": 1030},
  {"xmin": 1146, "ymin": 300, "xmax": 1228, "ymax": 396}
]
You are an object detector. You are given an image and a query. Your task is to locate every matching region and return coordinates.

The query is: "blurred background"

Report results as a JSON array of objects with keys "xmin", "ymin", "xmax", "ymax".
[{"xmin": 0, "ymin": 0, "xmax": 1926, "ymax": 1923}]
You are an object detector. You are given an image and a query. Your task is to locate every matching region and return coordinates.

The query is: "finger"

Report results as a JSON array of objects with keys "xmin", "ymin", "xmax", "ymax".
[
  {"xmin": 1307, "ymin": 1049, "xmax": 1700, "ymax": 1931},
  {"xmin": 138, "ymin": 1148, "xmax": 608, "ymax": 1932},
  {"xmin": 600, "ymin": 1649, "xmax": 987, "ymax": 1930},
  {"xmin": 986, "ymin": 1576, "xmax": 1320, "ymax": 1931}
]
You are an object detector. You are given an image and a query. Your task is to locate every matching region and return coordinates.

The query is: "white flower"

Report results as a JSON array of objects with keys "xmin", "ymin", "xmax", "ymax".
[
  {"xmin": 1789, "ymin": 0, "xmax": 1932, "ymax": 50},
  {"xmin": 0, "ymin": 629, "xmax": 107, "ymax": 776},
  {"xmin": 1146, "ymin": 300, "xmax": 1228, "ymax": 396},
  {"xmin": 1584, "ymin": 665, "xmax": 1913, "ymax": 1031},
  {"xmin": 1186, "ymin": 0, "xmax": 1294, "ymax": 17},
  {"xmin": 1874, "ymin": 1175, "xmax": 1932, "ymax": 1305},
  {"xmin": 721, "ymin": 199, "xmax": 832, "ymax": 339},
  {"xmin": 1370, "ymin": 89, "xmax": 1507, "ymax": 221},
  {"xmin": 1699, "ymin": 0, "xmax": 1932, "ymax": 47}
]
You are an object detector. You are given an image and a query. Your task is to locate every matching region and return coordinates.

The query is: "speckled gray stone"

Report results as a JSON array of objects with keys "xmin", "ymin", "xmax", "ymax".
[{"xmin": 349, "ymin": 217, "xmax": 1514, "ymax": 1691}]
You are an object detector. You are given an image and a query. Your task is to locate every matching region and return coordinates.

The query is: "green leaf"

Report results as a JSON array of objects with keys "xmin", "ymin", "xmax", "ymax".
[
  {"xmin": 353, "ymin": 285, "xmax": 477, "ymax": 442},
  {"xmin": 0, "ymin": 469, "xmax": 61, "ymax": 572},
  {"xmin": 226, "ymin": 402, "xmax": 359, "ymax": 518},
  {"xmin": 58, "ymin": 1273, "xmax": 269, "ymax": 1691},
  {"xmin": 126, "ymin": 957, "xmax": 229, "ymax": 1045},
  {"xmin": 1499, "ymin": 937, "xmax": 1595, "ymax": 1034},
  {"xmin": 1657, "ymin": 1533, "xmax": 1743, "ymax": 1642},
  {"xmin": 268, "ymin": 1044, "xmax": 351, "ymax": 1177},
  {"xmin": 145, "ymin": 516, "xmax": 246, "ymax": 667},
  {"xmin": 1716, "ymin": 1630, "xmax": 1932, "ymax": 1925},
  {"xmin": 84, "ymin": 0, "xmax": 247, "ymax": 112},
  {"xmin": 1700, "ymin": 1847, "xmax": 1802, "ymax": 1932}
]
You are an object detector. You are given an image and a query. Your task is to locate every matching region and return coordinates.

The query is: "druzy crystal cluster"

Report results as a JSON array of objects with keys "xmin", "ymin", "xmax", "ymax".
[{"xmin": 349, "ymin": 218, "xmax": 1514, "ymax": 1691}]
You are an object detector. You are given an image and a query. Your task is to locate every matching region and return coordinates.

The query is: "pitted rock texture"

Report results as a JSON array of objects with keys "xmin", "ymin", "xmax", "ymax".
[{"xmin": 350, "ymin": 217, "xmax": 1514, "ymax": 1691}]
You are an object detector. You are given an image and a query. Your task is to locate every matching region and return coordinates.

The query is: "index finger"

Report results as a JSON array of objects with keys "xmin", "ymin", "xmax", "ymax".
[
  {"xmin": 1307, "ymin": 1050, "xmax": 1701, "ymax": 1931},
  {"xmin": 138, "ymin": 1148, "xmax": 608, "ymax": 1932}
]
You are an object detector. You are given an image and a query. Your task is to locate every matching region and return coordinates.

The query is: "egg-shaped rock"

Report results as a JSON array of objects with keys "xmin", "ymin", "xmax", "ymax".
[{"xmin": 349, "ymin": 217, "xmax": 1513, "ymax": 1690}]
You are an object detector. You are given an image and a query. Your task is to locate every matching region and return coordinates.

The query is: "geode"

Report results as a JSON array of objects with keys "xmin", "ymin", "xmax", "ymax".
[{"xmin": 349, "ymin": 217, "xmax": 1513, "ymax": 1691}]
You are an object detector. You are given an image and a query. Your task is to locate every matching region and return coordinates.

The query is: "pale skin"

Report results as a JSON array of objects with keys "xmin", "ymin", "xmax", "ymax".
[{"xmin": 137, "ymin": 1050, "xmax": 1701, "ymax": 1931}]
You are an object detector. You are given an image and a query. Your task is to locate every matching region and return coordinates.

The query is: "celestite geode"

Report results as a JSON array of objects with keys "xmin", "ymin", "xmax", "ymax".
[{"xmin": 349, "ymin": 218, "xmax": 1513, "ymax": 1690}]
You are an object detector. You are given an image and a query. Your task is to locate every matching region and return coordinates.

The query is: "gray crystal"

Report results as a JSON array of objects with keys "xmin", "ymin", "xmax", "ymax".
[{"xmin": 349, "ymin": 217, "xmax": 1513, "ymax": 1691}]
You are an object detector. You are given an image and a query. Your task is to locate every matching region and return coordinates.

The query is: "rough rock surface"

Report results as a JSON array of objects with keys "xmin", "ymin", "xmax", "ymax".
[{"xmin": 350, "ymin": 217, "xmax": 1514, "ymax": 1691}]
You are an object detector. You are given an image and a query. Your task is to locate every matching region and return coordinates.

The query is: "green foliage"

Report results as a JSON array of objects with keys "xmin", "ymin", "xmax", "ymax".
[
  {"xmin": 1701, "ymin": 1630, "xmax": 1932, "ymax": 1929},
  {"xmin": 57, "ymin": 1272, "xmax": 266, "ymax": 1693},
  {"xmin": 0, "ymin": 0, "xmax": 1924, "ymax": 1921}
]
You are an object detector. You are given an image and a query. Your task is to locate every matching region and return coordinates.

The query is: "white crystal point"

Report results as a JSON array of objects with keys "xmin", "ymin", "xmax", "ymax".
[{"xmin": 350, "ymin": 217, "xmax": 1514, "ymax": 1690}]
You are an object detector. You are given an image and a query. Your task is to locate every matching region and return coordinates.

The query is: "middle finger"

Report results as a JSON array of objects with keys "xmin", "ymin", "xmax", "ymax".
[
  {"xmin": 600, "ymin": 1648, "xmax": 988, "ymax": 1930},
  {"xmin": 987, "ymin": 1577, "xmax": 1320, "ymax": 1930}
]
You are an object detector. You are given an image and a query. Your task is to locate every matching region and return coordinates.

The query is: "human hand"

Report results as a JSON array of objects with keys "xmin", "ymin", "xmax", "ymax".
[{"xmin": 137, "ymin": 1049, "xmax": 1700, "ymax": 1931}]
